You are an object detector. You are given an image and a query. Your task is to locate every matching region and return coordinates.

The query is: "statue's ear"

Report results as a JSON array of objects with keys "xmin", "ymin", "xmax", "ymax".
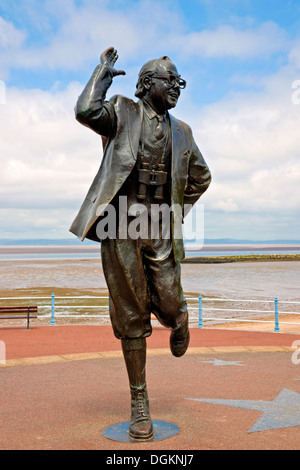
[{"xmin": 143, "ymin": 75, "xmax": 152, "ymax": 90}]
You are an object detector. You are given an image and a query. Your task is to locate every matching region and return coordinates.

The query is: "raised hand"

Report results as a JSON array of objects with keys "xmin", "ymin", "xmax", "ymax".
[{"xmin": 100, "ymin": 47, "xmax": 126, "ymax": 77}]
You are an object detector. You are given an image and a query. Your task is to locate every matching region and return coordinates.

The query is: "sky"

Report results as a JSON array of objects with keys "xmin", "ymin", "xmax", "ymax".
[{"xmin": 0, "ymin": 0, "xmax": 300, "ymax": 242}]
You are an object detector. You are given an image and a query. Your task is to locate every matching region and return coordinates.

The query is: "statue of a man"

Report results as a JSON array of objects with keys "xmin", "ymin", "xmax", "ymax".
[{"xmin": 70, "ymin": 47, "xmax": 211, "ymax": 441}]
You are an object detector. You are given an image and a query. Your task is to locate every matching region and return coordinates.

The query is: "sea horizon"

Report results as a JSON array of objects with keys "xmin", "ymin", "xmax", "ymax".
[
  {"xmin": 0, "ymin": 237, "xmax": 300, "ymax": 246},
  {"xmin": 0, "ymin": 239, "xmax": 300, "ymax": 261}
]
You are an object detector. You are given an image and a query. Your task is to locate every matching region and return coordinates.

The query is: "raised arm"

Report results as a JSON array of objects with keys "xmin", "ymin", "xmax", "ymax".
[{"xmin": 75, "ymin": 47, "xmax": 126, "ymax": 136}]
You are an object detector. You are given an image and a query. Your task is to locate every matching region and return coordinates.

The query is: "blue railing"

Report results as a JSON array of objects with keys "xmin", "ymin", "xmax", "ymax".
[
  {"xmin": 196, "ymin": 295, "xmax": 300, "ymax": 332},
  {"xmin": 0, "ymin": 294, "xmax": 299, "ymax": 333}
]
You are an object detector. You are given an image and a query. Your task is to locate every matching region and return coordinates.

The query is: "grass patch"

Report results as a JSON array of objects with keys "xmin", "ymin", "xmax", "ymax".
[{"xmin": 181, "ymin": 254, "xmax": 300, "ymax": 264}]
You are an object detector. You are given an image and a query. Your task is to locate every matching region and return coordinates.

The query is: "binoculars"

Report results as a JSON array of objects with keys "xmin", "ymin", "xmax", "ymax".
[{"xmin": 136, "ymin": 162, "xmax": 167, "ymax": 200}]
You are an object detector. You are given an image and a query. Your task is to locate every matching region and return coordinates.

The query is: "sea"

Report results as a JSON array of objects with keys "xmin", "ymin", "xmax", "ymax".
[
  {"xmin": 0, "ymin": 240, "xmax": 300, "ymax": 261},
  {"xmin": 0, "ymin": 240, "xmax": 299, "ymax": 326}
]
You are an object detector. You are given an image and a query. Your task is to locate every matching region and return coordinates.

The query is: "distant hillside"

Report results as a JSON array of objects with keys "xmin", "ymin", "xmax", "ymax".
[
  {"xmin": 190, "ymin": 238, "xmax": 300, "ymax": 245},
  {"xmin": 0, "ymin": 238, "xmax": 299, "ymax": 246},
  {"xmin": 0, "ymin": 239, "xmax": 98, "ymax": 246}
]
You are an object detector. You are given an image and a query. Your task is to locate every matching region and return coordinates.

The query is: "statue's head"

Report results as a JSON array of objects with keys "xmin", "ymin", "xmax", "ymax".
[{"xmin": 135, "ymin": 56, "xmax": 186, "ymax": 113}]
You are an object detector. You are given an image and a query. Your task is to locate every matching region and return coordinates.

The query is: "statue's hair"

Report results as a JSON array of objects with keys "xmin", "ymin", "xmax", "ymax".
[{"xmin": 135, "ymin": 56, "xmax": 171, "ymax": 98}]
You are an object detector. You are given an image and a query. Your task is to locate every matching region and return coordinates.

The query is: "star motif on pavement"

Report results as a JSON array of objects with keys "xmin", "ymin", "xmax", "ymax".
[
  {"xmin": 186, "ymin": 388, "xmax": 300, "ymax": 433},
  {"xmin": 198, "ymin": 359, "xmax": 244, "ymax": 366}
]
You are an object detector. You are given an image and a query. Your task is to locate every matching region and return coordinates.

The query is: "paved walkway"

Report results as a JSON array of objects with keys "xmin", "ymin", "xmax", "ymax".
[{"xmin": 0, "ymin": 325, "xmax": 300, "ymax": 450}]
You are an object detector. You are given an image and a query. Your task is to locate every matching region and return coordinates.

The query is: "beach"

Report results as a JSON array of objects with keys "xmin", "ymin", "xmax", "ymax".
[
  {"xmin": 0, "ymin": 246, "xmax": 299, "ymax": 333},
  {"xmin": 1, "ymin": 243, "xmax": 300, "ymax": 258}
]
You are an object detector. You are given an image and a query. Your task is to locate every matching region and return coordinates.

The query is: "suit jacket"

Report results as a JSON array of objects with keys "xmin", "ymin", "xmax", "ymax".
[{"xmin": 70, "ymin": 64, "xmax": 211, "ymax": 262}]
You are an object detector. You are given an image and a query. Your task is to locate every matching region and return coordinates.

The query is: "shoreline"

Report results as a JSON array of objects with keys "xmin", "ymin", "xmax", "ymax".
[
  {"xmin": 205, "ymin": 314, "xmax": 300, "ymax": 334},
  {"xmin": 0, "ymin": 245, "xmax": 300, "ymax": 264},
  {"xmin": 0, "ymin": 243, "xmax": 300, "ymax": 254},
  {"xmin": 0, "ymin": 256, "xmax": 299, "ymax": 334},
  {"xmin": 182, "ymin": 254, "xmax": 300, "ymax": 263}
]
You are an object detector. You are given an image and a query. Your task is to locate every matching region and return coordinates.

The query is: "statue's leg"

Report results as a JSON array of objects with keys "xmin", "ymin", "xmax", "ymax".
[
  {"xmin": 101, "ymin": 236, "xmax": 153, "ymax": 440},
  {"xmin": 121, "ymin": 337, "xmax": 154, "ymax": 441},
  {"xmin": 144, "ymin": 238, "xmax": 190, "ymax": 357}
]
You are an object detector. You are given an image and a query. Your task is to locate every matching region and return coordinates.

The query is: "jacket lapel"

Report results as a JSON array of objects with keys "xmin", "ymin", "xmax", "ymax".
[
  {"xmin": 169, "ymin": 113, "xmax": 185, "ymax": 180},
  {"xmin": 127, "ymin": 100, "xmax": 143, "ymax": 160}
]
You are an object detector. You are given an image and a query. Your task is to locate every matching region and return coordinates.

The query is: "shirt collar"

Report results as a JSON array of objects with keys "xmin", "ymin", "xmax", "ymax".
[{"xmin": 142, "ymin": 99, "xmax": 167, "ymax": 121}]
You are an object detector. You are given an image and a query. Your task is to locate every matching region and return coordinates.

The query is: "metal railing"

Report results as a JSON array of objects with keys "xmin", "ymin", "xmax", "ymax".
[
  {"xmin": 0, "ymin": 294, "xmax": 299, "ymax": 333},
  {"xmin": 195, "ymin": 295, "xmax": 300, "ymax": 332}
]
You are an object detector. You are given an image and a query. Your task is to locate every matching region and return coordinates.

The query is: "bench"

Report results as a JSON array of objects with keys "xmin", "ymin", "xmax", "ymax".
[{"xmin": 0, "ymin": 306, "xmax": 38, "ymax": 329}]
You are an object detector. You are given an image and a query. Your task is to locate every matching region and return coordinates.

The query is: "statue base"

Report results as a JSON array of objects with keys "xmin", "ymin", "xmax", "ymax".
[{"xmin": 103, "ymin": 420, "xmax": 180, "ymax": 443}]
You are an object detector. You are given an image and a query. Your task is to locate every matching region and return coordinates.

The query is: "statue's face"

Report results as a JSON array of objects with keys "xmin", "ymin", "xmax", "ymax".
[{"xmin": 147, "ymin": 61, "xmax": 181, "ymax": 113}]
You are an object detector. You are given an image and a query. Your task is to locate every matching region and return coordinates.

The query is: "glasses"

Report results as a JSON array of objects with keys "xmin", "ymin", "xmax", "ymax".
[{"xmin": 152, "ymin": 73, "xmax": 186, "ymax": 89}]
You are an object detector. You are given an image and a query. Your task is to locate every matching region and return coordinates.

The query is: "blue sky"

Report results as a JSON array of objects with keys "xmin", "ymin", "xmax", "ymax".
[{"xmin": 0, "ymin": 0, "xmax": 300, "ymax": 241}]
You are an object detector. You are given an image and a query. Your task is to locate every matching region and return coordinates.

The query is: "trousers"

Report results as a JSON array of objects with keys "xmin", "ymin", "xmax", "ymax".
[{"xmin": 101, "ymin": 228, "xmax": 187, "ymax": 339}]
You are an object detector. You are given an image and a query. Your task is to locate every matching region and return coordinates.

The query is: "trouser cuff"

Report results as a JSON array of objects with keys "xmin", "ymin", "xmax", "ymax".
[{"xmin": 121, "ymin": 337, "xmax": 146, "ymax": 351}]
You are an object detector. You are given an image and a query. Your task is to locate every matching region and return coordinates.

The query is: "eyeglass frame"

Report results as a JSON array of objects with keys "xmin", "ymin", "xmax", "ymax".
[{"xmin": 151, "ymin": 73, "xmax": 186, "ymax": 89}]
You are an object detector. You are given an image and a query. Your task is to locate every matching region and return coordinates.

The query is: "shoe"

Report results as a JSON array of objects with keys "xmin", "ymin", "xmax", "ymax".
[
  {"xmin": 170, "ymin": 314, "xmax": 190, "ymax": 357},
  {"xmin": 129, "ymin": 384, "xmax": 154, "ymax": 441}
]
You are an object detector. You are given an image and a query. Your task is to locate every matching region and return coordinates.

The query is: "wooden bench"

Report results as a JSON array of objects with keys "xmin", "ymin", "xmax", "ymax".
[{"xmin": 0, "ymin": 306, "xmax": 38, "ymax": 329}]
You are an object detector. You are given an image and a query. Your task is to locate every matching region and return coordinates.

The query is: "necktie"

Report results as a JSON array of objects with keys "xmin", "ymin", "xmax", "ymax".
[{"xmin": 154, "ymin": 115, "xmax": 165, "ymax": 141}]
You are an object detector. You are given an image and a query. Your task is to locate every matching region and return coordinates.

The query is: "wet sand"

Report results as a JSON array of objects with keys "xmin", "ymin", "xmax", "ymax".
[
  {"xmin": 0, "ymin": 257, "xmax": 298, "ymax": 296},
  {"xmin": 0, "ymin": 245, "xmax": 101, "ymax": 255},
  {"xmin": 1, "ymin": 243, "xmax": 300, "ymax": 255},
  {"xmin": 0, "ymin": 257, "xmax": 299, "ymax": 331}
]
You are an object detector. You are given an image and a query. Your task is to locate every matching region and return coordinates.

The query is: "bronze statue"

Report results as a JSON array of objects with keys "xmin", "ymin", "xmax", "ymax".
[{"xmin": 70, "ymin": 47, "xmax": 211, "ymax": 441}]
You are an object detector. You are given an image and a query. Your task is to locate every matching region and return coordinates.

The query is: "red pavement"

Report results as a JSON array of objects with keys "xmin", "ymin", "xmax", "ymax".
[
  {"xmin": 1, "ymin": 324, "xmax": 300, "ymax": 450},
  {"xmin": 0, "ymin": 324, "xmax": 299, "ymax": 360}
]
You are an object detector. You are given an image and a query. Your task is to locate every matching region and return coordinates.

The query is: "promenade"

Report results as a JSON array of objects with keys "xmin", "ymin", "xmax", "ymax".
[{"xmin": 1, "ymin": 324, "xmax": 300, "ymax": 450}]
